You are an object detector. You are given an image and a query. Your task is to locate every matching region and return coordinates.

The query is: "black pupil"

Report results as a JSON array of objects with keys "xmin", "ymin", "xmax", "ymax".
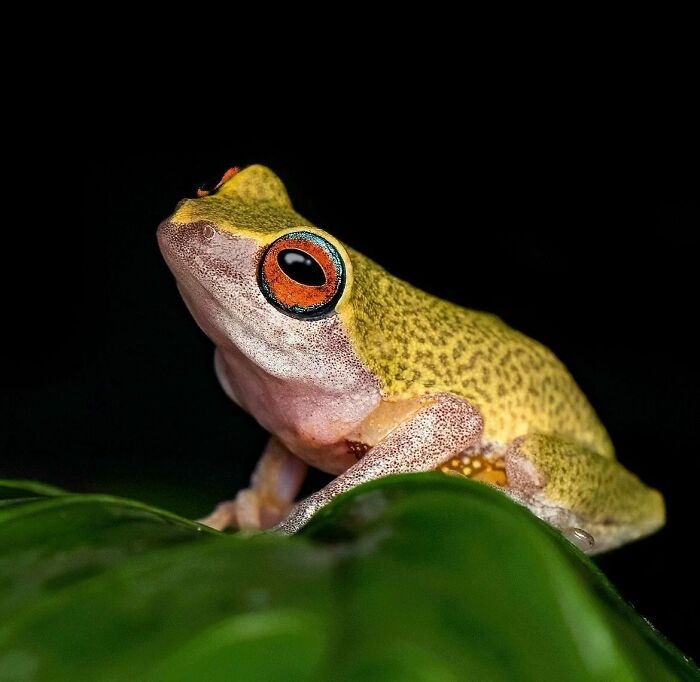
[{"xmin": 277, "ymin": 249, "xmax": 326, "ymax": 286}]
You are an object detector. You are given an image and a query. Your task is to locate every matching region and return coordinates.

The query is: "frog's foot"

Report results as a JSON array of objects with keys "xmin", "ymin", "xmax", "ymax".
[
  {"xmin": 561, "ymin": 526, "xmax": 596, "ymax": 552},
  {"xmin": 198, "ymin": 499, "xmax": 238, "ymax": 530},
  {"xmin": 197, "ymin": 490, "xmax": 289, "ymax": 531},
  {"xmin": 501, "ymin": 433, "xmax": 665, "ymax": 554},
  {"xmin": 198, "ymin": 438, "xmax": 307, "ymax": 531}
]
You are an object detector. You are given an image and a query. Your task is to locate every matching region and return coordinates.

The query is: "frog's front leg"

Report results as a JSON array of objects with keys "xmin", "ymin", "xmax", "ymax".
[
  {"xmin": 199, "ymin": 437, "xmax": 307, "ymax": 530},
  {"xmin": 275, "ymin": 394, "xmax": 483, "ymax": 534},
  {"xmin": 503, "ymin": 434, "xmax": 665, "ymax": 554}
]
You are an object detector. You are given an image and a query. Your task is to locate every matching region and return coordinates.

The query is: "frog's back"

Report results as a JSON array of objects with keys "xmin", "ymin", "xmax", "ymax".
[{"xmin": 347, "ymin": 250, "xmax": 614, "ymax": 458}]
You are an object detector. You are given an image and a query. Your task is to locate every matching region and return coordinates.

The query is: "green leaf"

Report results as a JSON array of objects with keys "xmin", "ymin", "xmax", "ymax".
[
  {"xmin": 0, "ymin": 479, "xmax": 66, "ymax": 500},
  {"xmin": 0, "ymin": 475, "xmax": 695, "ymax": 681}
]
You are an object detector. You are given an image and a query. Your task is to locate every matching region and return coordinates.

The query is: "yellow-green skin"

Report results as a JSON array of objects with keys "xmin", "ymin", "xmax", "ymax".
[
  {"xmin": 174, "ymin": 165, "xmax": 610, "ymax": 453},
  {"xmin": 350, "ymin": 257, "xmax": 614, "ymax": 456},
  {"xmin": 164, "ymin": 165, "xmax": 663, "ymax": 552}
]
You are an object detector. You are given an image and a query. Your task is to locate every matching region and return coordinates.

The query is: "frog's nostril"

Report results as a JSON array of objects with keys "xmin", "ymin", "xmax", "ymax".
[{"xmin": 157, "ymin": 220, "xmax": 221, "ymax": 259}]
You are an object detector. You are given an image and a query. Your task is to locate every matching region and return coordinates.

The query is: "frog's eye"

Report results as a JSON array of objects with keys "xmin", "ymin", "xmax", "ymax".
[{"xmin": 258, "ymin": 231, "xmax": 345, "ymax": 318}]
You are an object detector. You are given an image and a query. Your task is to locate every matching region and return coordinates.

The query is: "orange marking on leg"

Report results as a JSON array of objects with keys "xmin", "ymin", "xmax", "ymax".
[{"xmin": 437, "ymin": 452, "xmax": 508, "ymax": 486}]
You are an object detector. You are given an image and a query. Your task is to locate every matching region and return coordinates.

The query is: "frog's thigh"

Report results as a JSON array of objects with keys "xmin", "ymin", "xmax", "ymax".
[{"xmin": 503, "ymin": 434, "xmax": 665, "ymax": 554}]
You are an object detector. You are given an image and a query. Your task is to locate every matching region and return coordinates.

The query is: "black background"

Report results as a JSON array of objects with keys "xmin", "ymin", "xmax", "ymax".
[{"xmin": 2, "ymin": 129, "xmax": 698, "ymax": 658}]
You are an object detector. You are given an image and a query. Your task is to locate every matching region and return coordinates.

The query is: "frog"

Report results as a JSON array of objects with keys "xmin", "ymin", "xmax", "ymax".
[{"xmin": 157, "ymin": 164, "xmax": 664, "ymax": 554}]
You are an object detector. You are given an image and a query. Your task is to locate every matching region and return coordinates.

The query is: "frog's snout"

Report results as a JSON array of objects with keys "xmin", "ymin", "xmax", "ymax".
[{"xmin": 157, "ymin": 219, "xmax": 220, "ymax": 262}]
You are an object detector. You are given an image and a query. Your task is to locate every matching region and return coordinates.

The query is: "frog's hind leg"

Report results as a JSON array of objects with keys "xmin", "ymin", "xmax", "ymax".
[
  {"xmin": 501, "ymin": 434, "xmax": 664, "ymax": 554},
  {"xmin": 198, "ymin": 437, "xmax": 307, "ymax": 531}
]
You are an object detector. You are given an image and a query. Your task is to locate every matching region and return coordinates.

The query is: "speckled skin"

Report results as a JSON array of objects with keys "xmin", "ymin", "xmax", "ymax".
[
  {"xmin": 348, "ymin": 255, "xmax": 613, "ymax": 455},
  {"xmin": 504, "ymin": 434, "xmax": 664, "ymax": 550},
  {"xmin": 158, "ymin": 165, "xmax": 664, "ymax": 553}
]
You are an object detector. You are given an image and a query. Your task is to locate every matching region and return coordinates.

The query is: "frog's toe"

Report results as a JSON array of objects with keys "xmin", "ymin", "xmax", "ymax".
[
  {"xmin": 197, "ymin": 499, "xmax": 240, "ymax": 531},
  {"xmin": 561, "ymin": 526, "xmax": 596, "ymax": 552},
  {"xmin": 197, "ymin": 489, "xmax": 263, "ymax": 531}
]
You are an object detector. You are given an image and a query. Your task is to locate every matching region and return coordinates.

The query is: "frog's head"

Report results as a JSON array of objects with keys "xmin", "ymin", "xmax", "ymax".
[{"xmin": 157, "ymin": 165, "xmax": 359, "ymax": 381}]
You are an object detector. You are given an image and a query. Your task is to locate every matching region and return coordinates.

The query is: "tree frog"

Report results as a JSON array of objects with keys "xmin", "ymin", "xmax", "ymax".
[{"xmin": 157, "ymin": 165, "xmax": 664, "ymax": 553}]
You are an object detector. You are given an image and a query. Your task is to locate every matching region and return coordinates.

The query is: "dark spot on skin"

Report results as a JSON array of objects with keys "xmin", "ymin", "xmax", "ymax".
[
  {"xmin": 346, "ymin": 440, "xmax": 371, "ymax": 460},
  {"xmin": 499, "ymin": 350, "xmax": 513, "ymax": 366}
]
